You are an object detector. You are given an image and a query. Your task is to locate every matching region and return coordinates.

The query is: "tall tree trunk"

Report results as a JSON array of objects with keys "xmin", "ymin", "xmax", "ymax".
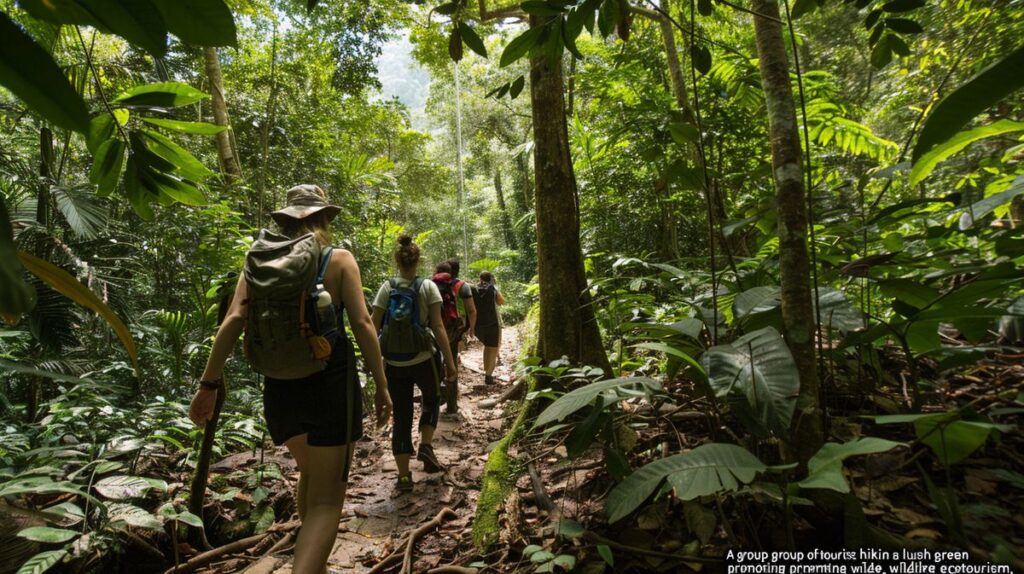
[
  {"xmin": 752, "ymin": 0, "xmax": 823, "ymax": 463},
  {"xmin": 529, "ymin": 18, "xmax": 611, "ymax": 374},
  {"xmin": 203, "ymin": 48, "xmax": 241, "ymax": 181},
  {"xmin": 494, "ymin": 166, "xmax": 517, "ymax": 249}
]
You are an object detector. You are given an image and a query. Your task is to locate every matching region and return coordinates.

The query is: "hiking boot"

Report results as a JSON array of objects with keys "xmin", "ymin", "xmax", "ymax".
[
  {"xmin": 396, "ymin": 473, "xmax": 413, "ymax": 492},
  {"xmin": 417, "ymin": 443, "xmax": 445, "ymax": 473},
  {"xmin": 485, "ymin": 375, "xmax": 495, "ymax": 386}
]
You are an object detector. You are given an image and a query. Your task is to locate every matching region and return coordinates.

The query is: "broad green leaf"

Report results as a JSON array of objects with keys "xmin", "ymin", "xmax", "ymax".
[
  {"xmin": 628, "ymin": 319, "xmax": 704, "ymax": 341},
  {"xmin": 448, "ymin": 26, "xmax": 463, "ymax": 62},
  {"xmin": 0, "ymin": 13, "xmax": 90, "ymax": 133},
  {"xmin": 114, "ymin": 82, "xmax": 209, "ymax": 108},
  {"xmin": 797, "ymin": 437, "xmax": 903, "ymax": 492},
  {"xmin": 94, "ymin": 475, "xmax": 157, "ymax": 499},
  {"xmin": 140, "ymin": 117, "xmax": 227, "ymax": 135},
  {"xmin": 434, "ymin": 2, "xmax": 458, "ymax": 14},
  {"xmin": 958, "ymin": 176, "xmax": 1024, "ymax": 229},
  {"xmin": 522, "ymin": 1, "xmax": 563, "ymax": 15},
  {"xmin": 152, "ymin": 0, "xmax": 237, "ymax": 47},
  {"xmin": 912, "ymin": 45, "xmax": 1024, "ymax": 163},
  {"xmin": 701, "ymin": 327, "xmax": 799, "ymax": 437},
  {"xmin": 87, "ymin": 114, "xmax": 116, "ymax": 155},
  {"xmin": 882, "ymin": 0, "xmax": 925, "ymax": 11},
  {"xmin": 878, "ymin": 279, "xmax": 938, "ymax": 309},
  {"xmin": 16, "ymin": 252, "xmax": 138, "ymax": 374},
  {"xmin": 605, "ymin": 443, "xmax": 767, "ymax": 523},
  {"xmin": 733, "ymin": 286, "xmax": 781, "ymax": 321},
  {"xmin": 910, "ymin": 120, "xmax": 1024, "ymax": 186},
  {"xmin": 458, "ymin": 22, "xmax": 487, "ymax": 58},
  {"xmin": 17, "ymin": 526, "xmax": 78, "ymax": 543},
  {"xmin": 19, "ymin": 0, "xmax": 168, "ymax": 56},
  {"xmin": 89, "ymin": 139, "xmax": 127, "ymax": 197},
  {"xmin": 815, "ymin": 287, "xmax": 863, "ymax": 332},
  {"xmin": 552, "ymin": 555, "xmax": 577, "ymax": 570},
  {"xmin": 692, "ymin": 45, "xmax": 712, "ymax": 75},
  {"xmin": 500, "ymin": 25, "xmax": 545, "ymax": 67},
  {"xmin": 873, "ymin": 413, "xmax": 1011, "ymax": 465},
  {"xmin": 108, "ymin": 503, "xmax": 163, "ymax": 530},
  {"xmin": 789, "ymin": 0, "xmax": 819, "ymax": 19},
  {"xmin": 139, "ymin": 128, "xmax": 216, "ymax": 180},
  {"xmin": 533, "ymin": 377, "xmax": 661, "ymax": 428},
  {"xmin": 632, "ymin": 342, "xmax": 705, "ymax": 377},
  {"xmin": 15, "ymin": 550, "xmax": 67, "ymax": 574},
  {"xmin": 509, "ymin": 75, "xmax": 526, "ymax": 99},
  {"xmin": 597, "ymin": 545, "xmax": 614, "ymax": 566},
  {"xmin": 0, "ymin": 196, "xmax": 36, "ymax": 317},
  {"xmin": 669, "ymin": 122, "xmax": 699, "ymax": 145},
  {"xmin": 0, "ymin": 477, "xmax": 102, "ymax": 506}
]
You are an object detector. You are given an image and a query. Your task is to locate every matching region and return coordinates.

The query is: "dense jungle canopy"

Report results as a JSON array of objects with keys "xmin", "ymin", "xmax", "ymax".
[{"xmin": 1, "ymin": 0, "xmax": 1024, "ymax": 572}]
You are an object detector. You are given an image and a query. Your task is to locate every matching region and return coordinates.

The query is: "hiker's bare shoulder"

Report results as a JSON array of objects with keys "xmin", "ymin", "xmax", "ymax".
[{"xmin": 330, "ymin": 248, "xmax": 357, "ymax": 267}]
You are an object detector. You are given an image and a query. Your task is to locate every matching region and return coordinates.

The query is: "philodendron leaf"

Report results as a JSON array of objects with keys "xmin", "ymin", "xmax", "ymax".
[
  {"xmin": 114, "ymin": 82, "xmax": 209, "ymax": 108},
  {"xmin": 533, "ymin": 377, "xmax": 661, "ymax": 428},
  {"xmin": 701, "ymin": 327, "xmax": 799, "ymax": 437},
  {"xmin": 17, "ymin": 526, "xmax": 78, "ymax": 543},
  {"xmin": 605, "ymin": 443, "xmax": 767, "ymax": 523},
  {"xmin": 17, "ymin": 252, "xmax": 139, "ymax": 374},
  {"xmin": 0, "ymin": 12, "xmax": 90, "ymax": 134},
  {"xmin": 798, "ymin": 437, "xmax": 904, "ymax": 492},
  {"xmin": 909, "ymin": 120, "xmax": 1024, "ymax": 186},
  {"xmin": 912, "ymin": 45, "xmax": 1024, "ymax": 163},
  {"xmin": 874, "ymin": 413, "xmax": 1012, "ymax": 465}
]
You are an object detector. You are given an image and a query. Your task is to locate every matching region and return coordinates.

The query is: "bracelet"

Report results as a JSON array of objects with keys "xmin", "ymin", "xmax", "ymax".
[{"xmin": 199, "ymin": 377, "xmax": 224, "ymax": 390}]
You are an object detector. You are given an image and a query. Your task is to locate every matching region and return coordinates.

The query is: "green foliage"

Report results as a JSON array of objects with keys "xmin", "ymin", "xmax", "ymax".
[
  {"xmin": 605, "ymin": 443, "xmax": 768, "ymax": 523},
  {"xmin": 873, "ymin": 412, "xmax": 1012, "ymax": 465},
  {"xmin": 701, "ymin": 327, "xmax": 799, "ymax": 438},
  {"xmin": 798, "ymin": 437, "xmax": 904, "ymax": 492}
]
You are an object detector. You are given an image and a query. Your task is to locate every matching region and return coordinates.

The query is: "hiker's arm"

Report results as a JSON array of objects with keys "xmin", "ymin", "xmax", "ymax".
[
  {"xmin": 191, "ymin": 277, "xmax": 246, "ymax": 426},
  {"xmin": 430, "ymin": 303, "xmax": 457, "ymax": 380},
  {"xmin": 464, "ymin": 295, "xmax": 477, "ymax": 338},
  {"xmin": 496, "ymin": 290, "xmax": 506, "ymax": 305},
  {"xmin": 338, "ymin": 251, "xmax": 387, "ymax": 391},
  {"xmin": 371, "ymin": 307, "xmax": 384, "ymax": 332},
  {"xmin": 199, "ymin": 276, "xmax": 247, "ymax": 383}
]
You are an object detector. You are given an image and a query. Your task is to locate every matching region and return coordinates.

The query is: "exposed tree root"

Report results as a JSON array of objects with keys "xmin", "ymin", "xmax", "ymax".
[
  {"xmin": 162, "ymin": 532, "xmax": 268, "ymax": 574},
  {"xmin": 366, "ymin": 507, "xmax": 458, "ymax": 574}
]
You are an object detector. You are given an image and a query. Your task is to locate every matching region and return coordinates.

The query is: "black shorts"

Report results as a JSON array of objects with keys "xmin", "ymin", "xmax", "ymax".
[
  {"xmin": 262, "ymin": 338, "xmax": 363, "ymax": 447},
  {"xmin": 477, "ymin": 323, "xmax": 500, "ymax": 347}
]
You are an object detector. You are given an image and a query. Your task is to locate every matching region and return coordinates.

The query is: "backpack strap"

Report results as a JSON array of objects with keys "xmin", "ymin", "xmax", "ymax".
[
  {"xmin": 314, "ymin": 247, "xmax": 333, "ymax": 288},
  {"xmin": 411, "ymin": 277, "xmax": 423, "ymax": 326}
]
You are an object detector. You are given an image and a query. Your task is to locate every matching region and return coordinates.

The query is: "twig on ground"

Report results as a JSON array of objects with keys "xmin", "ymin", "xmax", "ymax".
[
  {"xmin": 527, "ymin": 462, "xmax": 556, "ymax": 513},
  {"xmin": 366, "ymin": 507, "xmax": 459, "ymax": 574},
  {"xmin": 427, "ymin": 567, "xmax": 479, "ymax": 574},
  {"xmin": 162, "ymin": 532, "xmax": 268, "ymax": 574},
  {"xmin": 402, "ymin": 507, "xmax": 458, "ymax": 574}
]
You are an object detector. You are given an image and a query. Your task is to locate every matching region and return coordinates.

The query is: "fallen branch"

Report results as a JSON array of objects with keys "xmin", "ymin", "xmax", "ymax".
[
  {"xmin": 366, "ymin": 507, "xmax": 459, "ymax": 574},
  {"xmin": 162, "ymin": 532, "xmax": 268, "ymax": 574},
  {"xmin": 477, "ymin": 379, "xmax": 525, "ymax": 409},
  {"xmin": 402, "ymin": 507, "xmax": 458, "ymax": 574},
  {"xmin": 427, "ymin": 567, "xmax": 479, "ymax": 574},
  {"xmin": 527, "ymin": 462, "xmax": 556, "ymax": 513}
]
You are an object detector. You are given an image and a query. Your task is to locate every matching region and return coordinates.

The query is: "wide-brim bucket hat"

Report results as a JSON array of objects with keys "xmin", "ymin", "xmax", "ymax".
[{"xmin": 270, "ymin": 184, "xmax": 341, "ymax": 225}]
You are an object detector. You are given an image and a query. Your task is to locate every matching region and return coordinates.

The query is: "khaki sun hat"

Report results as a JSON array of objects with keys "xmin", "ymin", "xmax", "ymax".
[{"xmin": 270, "ymin": 184, "xmax": 341, "ymax": 225}]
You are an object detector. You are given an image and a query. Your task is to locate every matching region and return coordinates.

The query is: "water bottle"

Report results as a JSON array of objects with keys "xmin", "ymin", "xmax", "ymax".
[{"xmin": 316, "ymin": 286, "xmax": 332, "ymax": 309}]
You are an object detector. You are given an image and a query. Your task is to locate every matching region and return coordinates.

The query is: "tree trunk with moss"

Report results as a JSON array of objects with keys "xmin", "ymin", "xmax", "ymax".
[
  {"xmin": 528, "ymin": 16, "xmax": 611, "ymax": 374},
  {"xmin": 204, "ymin": 47, "xmax": 241, "ymax": 181},
  {"xmin": 751, "ymin": 0, "xmax": 823, "ymax": 462}
]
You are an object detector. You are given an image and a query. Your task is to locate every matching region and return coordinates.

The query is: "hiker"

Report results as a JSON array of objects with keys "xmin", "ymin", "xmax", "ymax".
[
  {"xmin": 188, "ymin": 185, "xmax": 392, "ymax": 574},
  {"xmin": 372, "ymin": 234, "xmax": 459, "ymax": 491},
  {"xmin": 432, "ymin": 259, "xmax": 476, "ymax": 415},
  {"xmin": 473, "ymin": 271, "xmax": 506, "ymax": 386}
]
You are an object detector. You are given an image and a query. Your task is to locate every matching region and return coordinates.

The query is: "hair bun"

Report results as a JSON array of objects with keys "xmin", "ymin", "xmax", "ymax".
[{"xmin": 398, "ymin": 233, "xmax": 413, "ymax": 247}]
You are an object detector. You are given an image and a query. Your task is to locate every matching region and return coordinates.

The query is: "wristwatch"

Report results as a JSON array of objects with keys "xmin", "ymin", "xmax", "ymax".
[{"xmin": 199, "ymin": 377, "xmax": 224, "ymax": 390}]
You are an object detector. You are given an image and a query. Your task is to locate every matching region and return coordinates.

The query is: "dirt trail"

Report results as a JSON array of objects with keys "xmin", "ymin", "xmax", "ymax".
[{"xmin": 267, "ymin": 327, "xmax": 520, "ymax": 574}]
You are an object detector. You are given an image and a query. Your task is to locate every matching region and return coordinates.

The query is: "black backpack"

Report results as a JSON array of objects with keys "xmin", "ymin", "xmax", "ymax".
[{"xmin": 473, "ymin": 282, "xmax": 498, "ymax": 326}]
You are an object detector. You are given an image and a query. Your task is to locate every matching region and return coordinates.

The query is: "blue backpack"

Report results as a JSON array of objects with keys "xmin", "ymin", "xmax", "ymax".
[{"xmin": 379, "ymin": 277, "xmax": 433, "ymax": 361}]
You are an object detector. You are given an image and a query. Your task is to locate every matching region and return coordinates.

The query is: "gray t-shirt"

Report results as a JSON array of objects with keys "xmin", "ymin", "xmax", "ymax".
[{"xmin": 373, "ymin": 277, "xmax": 442, "ymax": 366}]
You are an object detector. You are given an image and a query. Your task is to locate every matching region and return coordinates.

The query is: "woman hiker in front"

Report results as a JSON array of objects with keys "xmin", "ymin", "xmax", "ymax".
[
  {"xmin": 189, "ymin": 184, "xmax": 392, "ymax": 574},
  {"xmin": 372, "ymin": 234, "xmax": 459, "ymax": 491}
]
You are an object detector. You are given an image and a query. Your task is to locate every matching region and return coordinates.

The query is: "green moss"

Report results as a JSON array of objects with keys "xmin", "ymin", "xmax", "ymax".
[{"xmin": 471, "ymin": 305, "xmax": 539, "ymax": 549}]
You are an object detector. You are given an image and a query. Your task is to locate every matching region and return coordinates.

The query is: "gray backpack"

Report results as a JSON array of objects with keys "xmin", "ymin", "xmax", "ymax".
[{"xmin": 243, "ymin": 230, "xmax": 338, "ymax": 379}]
